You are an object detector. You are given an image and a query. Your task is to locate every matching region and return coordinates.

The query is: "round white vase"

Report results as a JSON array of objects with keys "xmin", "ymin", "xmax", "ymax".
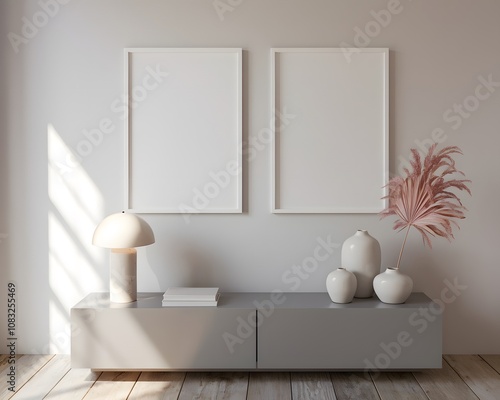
[
  {"xmin": 342, "ymin": 230, "xmax": 381, "ymax": 298},
  {"xmin": 373, "ymin": 267, "xmax": 413, "ymax": 304},
  {"xmin": 326, "ymin": 267, "xmax": 357, "ymax": 304}
]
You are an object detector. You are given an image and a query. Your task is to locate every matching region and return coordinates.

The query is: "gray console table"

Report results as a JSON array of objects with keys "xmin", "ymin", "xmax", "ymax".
[{"xmin": 71, "ymin": 292, "xmax": 441, "ymax": 371}]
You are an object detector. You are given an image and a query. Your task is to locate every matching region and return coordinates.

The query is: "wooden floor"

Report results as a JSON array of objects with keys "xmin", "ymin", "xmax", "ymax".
[{"xmin": 1, "ymin": 355, "xmax": 500, "ymax": 399}]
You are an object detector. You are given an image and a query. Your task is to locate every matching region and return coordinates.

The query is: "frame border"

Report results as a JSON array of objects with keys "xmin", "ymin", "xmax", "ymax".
[
  {"xmin": 271, "ymin": 47, "xmax": 389, "ymax": 214},
  {"xmin": 124, "ymin": 48, "xmax": 243, "ymax": 214}
]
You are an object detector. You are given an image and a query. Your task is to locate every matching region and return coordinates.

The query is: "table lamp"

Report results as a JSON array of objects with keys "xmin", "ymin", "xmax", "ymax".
[{"xmin": 92, "ymin": 211, "xmax": 155, "ymax": 303}]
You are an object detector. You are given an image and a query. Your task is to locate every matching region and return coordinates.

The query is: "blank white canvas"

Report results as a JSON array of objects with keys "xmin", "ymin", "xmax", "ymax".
[
  {"xmin": 272, "ymin": 48, "xmax": 388, "ymax": 213},
  {"xmin": 126, "ymin": 48, "xmax": 242, "ymax": 213}
]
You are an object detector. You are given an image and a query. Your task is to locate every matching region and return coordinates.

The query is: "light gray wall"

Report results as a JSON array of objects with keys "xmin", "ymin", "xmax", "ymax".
[{"xmin": 1, "ymin": 0, "xmax": 499, "ymax": 354}]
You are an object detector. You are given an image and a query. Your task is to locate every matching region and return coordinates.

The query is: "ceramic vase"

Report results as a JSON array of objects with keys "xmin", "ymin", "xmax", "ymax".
[
  {"xmin": 373, "ymin": 267, "xmax": 413, "ymax": 304},
  {"xmin": 342, "ymin": 230, "xmax": 381, "ymax": 298},
  {"xmin": 326, "ymin": 267, "xmax": 357, "ymax": 304}
]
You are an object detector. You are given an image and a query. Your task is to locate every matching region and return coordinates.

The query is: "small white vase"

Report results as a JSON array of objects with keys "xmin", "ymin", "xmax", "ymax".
[
  {"xmin": 326, "ymin": 267, "xmax": 357, "ymax": 304},
  {"xmin": 342, "ymin": 230, "xmax": 381, "ymax": 298},
  {"xmin": 373, "ymin": 267, "xmax": 413, "ymax": 304}
]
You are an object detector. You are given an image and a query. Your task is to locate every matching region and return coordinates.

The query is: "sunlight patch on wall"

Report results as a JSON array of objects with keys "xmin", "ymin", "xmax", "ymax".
[{"xmin": 48, "ymin": 124, "xmax": 105, "ymax": 353}]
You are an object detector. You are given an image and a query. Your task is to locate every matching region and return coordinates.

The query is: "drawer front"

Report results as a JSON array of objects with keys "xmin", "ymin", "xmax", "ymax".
[
  {"xmin": 72, "ymin": 308, "xmax": 256, "ymax": 370},
  {"xmin": 257, "ymin": 309, "xmax": 441, "ymax": 369}
]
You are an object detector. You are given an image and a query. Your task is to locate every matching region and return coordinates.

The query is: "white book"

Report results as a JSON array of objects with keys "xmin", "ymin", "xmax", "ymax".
[
  {"xmin": 162, "ymin": 293, "xmax": 220, "ymax": 307},
  {"xmin": 163, "ymin": 287, "xmax": 219, "ymax": 302},
  {"xmin": 162, "ymin": 299, "xmax": 218, "ymax": 307}
]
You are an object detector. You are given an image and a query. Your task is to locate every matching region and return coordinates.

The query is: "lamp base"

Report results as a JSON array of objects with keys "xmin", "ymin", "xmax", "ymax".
[{"xmin": 110, "ymin": 248, "xmax": 137, "ymax": 303}]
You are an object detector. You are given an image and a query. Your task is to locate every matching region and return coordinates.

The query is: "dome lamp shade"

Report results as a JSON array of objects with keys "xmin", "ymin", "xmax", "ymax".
[
  {"xmin": 92, "ymin": 212, "xmax": 155, "ymax": 303},
  {"xmin": 92, "ymin": 212, "xmax": 155, "ymax": 249}
]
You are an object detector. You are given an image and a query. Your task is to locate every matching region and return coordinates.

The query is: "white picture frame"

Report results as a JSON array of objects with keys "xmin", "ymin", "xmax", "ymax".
[
  {"xmin": 125, "ymin": 48, "xmax": 242, "ymax": 214},
  {"xmin": 271, "ymin": 48, "xmax": 389, "ymax": 213}
]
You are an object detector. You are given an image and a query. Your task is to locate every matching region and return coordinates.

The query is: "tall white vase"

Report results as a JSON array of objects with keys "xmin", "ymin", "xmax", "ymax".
[{"xmin": 342, "ymin": 230, "xmax": 381, "ymax": 298}]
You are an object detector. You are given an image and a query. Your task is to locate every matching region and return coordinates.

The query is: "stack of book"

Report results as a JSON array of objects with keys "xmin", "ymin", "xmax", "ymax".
[{"xmin": 162, "ymin": 287, "xmax": 220, "ymax": 307}]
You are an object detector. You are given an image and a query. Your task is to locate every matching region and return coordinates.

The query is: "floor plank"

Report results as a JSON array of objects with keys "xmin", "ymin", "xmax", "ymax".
[
  {"xmin": 371, "ymin": 372, "xmax": 428, "ymax": 400},
  {"xmin": 291, "ymin": 372, "xmax": 337, "ymax": 400},
  {"xmin": 44, "ymin": 368, "xmax": 101, "ymax": 400},
  {"xmin": 178, "ymin": 372, "xmax": 248, "ymax": 400},
  {"xmin": 330, "ymin": 372, "xmax": 380, "ymax": 400},
  {"xmin": 445, "ymin": 355, "xmax": 500, "ymax": 400},
  {"xmin": 247, "ymin": 372, "xmax": 291, "ymax": 400},
  {"xmin": 82, "ymin": 371, "xmax": 140, "ymax": 400},
  {"xmin": 0, "ymin": 354, "xmax": 53, "ymax": 400},
  {"xmin": 10, "ymin": 355, "xmax": 71, "ymax": 400},
  {"xmin": 481, "ymin": 355, "xmax": 500, "ymax": 375},
  {"xmin": 0, "ymin": 355, "xmax": 15, "ymax": 399},
  {"xmin": 412, "ymin": 359, "xmax": 478, "ymax": 400},
  {"xmin": 0, "ymin": 355, "xmax": 10, "ymax": 370},
  {"xmin": 0, "ymin": 355, "xmax": 19, "ymax": 376},
  {"xmin": 127, "ymin": 371, "xmax": 185, "ymax": 400}
]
